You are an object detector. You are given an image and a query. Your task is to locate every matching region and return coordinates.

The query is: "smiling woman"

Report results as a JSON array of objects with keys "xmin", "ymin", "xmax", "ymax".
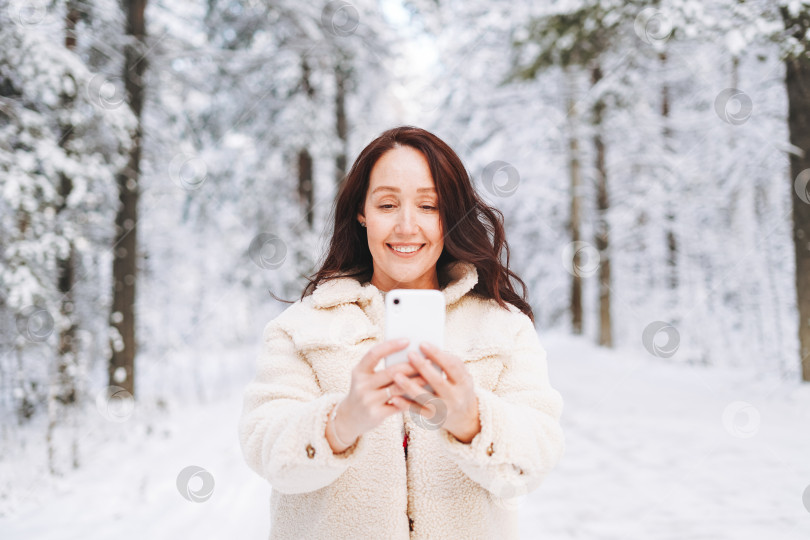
[
  {"xmin": 357, "ymin": 144, "xmax": 444, "ymax": 291},
  {"xmin": 306, "ymin": 125, "xmax": 534, "ymax": 317},
  {"xmin": 238, "ymin": 126, "xmax": 565, "ymax": 540}
]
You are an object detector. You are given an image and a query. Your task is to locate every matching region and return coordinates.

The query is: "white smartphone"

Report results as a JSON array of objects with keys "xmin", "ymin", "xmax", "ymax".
[{"xmin": 384, "ymin": 289, "xmax": 446, "ymax": 397}]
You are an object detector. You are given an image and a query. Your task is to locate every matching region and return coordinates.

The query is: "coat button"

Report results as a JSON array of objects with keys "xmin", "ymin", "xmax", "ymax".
[
  {"xmin": 306, "ymin": 444, "xmax": 315, "ymax": 459},
  {"xmin": 486, "ymin": 442, "xmax": 494, "ymax": 456},
  {"xmin": 408, "ymin": 516, "xmax": 414, "ymax": 531}
]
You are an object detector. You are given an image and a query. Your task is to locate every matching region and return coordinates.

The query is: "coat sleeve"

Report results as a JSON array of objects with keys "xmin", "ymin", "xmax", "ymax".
[
  {"xmin": 435, "ymin": 311, "xmax": 565, "ymax": 499},
  {"xmin": 237, "ymin": 317, "xmax": 371, "ymax": 495}
]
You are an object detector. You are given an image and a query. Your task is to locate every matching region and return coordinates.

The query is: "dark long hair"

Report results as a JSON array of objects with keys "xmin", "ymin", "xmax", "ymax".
[{"xmin": 287, "ymin": 126, "xmax": 533, "ymax": 323}]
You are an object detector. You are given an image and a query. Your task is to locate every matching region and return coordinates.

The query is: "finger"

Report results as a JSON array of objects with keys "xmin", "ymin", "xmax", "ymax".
[
  {"xmin": 418, "ymin": 342, "xmax": 463, "ymax": 384},
  {"xmin": 380, "ymin": 376, "xmax": 427, "ymax": 400},
  {"xmin": 376, "ymin": 378, "xmax": 426, "ymax": 410},
  {"xmin": 367, "ymin": 361, "xmax": 419, "ymax": 389},
  {"xmin": 393, "ymin": 371, "xmax": 434, "ymax": 405},
  {"xmin": 357, "ymin": 338, "xmax": 409, "ymax": 373},
  {"xmin": 408, "ymin": 351, "xmax": 449, "ymax": 395}
]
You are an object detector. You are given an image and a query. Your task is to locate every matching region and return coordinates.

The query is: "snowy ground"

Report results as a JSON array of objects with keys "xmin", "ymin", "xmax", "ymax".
[{"xmin": 1, "ymin": 331, "xmax": 809, "ymax": 539}]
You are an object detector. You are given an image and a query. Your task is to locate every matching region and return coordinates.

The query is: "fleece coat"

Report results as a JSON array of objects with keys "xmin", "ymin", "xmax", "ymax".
[{"xmin": 238, "ymin": 261, "xmax": 566, "ymax": 539}]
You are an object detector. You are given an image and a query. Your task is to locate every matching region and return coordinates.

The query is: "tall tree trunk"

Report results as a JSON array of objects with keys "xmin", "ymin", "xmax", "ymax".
[
  {"xmin": 56, "ymin": 2, "xmax": 80, "ymax": 409},
  {"xmin": 335, "ymin": 59, "xmax": 348, "ymax": 186},
  {"xmin": 109, "ymin": 0, "xmax": 147, "ymax": 395},
  {"xmin": 566, "ymin": 69, "xmax": 583, "ymax": 335},
  {"xmin": 592, "ymin": 64, "xmax": 612, "ymax": 347},
  {"xmin": 298, "ymin": 56, "xmax": 315, "ymax": 227},
  {"xmin": 48, "ymin": 0, "xmax": 82, "ymax": 475},
  {"xmin": 661, "ymin": 51, "xmax": 678, "ymax": 292},
  {"xmin": 782, "ymin": 7, "xmax": 810, "ymax": 382},
  {"xmin": 298, "ymin": 148, "xmax": 314, "ymax": 227}
]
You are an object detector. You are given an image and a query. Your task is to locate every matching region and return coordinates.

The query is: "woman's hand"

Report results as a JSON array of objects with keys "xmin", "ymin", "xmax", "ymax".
[
  {"xmin": 329, "ymin": 339, "xmax": 427, "ymax": 452},
  {"xmin": 390, "ymin": 342, "xmax": 481, "ymax": 444}
]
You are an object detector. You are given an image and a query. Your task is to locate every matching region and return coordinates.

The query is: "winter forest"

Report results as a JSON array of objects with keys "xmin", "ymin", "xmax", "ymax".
[{"xmin": 1, "ymin": 0, "xmax": 810, "ymax": 538}]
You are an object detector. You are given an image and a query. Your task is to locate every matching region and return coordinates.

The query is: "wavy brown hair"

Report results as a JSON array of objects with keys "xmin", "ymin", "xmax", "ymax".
[{"xmin": 286, "ymin": 126, "xmax": 533, "ymax": 322}]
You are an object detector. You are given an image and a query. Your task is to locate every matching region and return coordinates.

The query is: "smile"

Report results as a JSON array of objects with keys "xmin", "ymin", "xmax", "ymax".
[{"xmin": 387, "ymin": 244, "xmax": 425, "ymax": 257}]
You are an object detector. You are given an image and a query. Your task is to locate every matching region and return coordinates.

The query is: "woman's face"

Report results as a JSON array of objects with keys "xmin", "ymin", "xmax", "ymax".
[{"xmin": 357, "ymin": 145, "xmax": 444, "ymax": 291}]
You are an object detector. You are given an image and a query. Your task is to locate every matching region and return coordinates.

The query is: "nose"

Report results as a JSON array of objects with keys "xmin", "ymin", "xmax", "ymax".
[{"xmin": 395, "ymin": 205, "xmax": 418, "ymax": 235}]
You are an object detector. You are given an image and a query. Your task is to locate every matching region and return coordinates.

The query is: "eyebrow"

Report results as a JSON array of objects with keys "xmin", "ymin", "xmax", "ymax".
[{"xmin": 371, "ymin": 186, "xmax": 437, "ymax": 194}]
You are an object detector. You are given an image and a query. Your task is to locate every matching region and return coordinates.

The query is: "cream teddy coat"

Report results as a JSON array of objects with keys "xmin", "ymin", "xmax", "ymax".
[{"xmin": 238, "ymin": 260, "xmax": 565, "ymax": 539}]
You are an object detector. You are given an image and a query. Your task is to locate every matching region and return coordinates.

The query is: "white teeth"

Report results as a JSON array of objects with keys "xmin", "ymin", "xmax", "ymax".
[{"xmin": 390, "ymin": 245, "xmax": 422, "ymax": 253}]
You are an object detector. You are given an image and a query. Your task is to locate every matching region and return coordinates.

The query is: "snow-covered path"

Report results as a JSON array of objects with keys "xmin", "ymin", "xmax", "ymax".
[
  {"xmin": 2, "ymin": 332, "xmax": 809, "ymax": 539},
  {"xmin": 528, "ymin": 333, "xmax": 810, "ymax": 540}
]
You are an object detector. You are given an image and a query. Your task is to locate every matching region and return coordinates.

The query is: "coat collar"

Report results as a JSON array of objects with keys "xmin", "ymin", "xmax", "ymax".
[{"xmin": 309, "ymin": 261, "xmax": 479, "ymax": 310}]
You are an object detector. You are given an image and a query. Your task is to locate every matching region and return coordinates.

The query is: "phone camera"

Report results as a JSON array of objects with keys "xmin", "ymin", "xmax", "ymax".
[{"xmin": 393, "ymin": 298, "xmax": 400, "ymax": 305}]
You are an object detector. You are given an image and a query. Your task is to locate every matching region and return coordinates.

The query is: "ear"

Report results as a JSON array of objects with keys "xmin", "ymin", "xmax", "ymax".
[{"xmin": 356, "ymin": 211, "xmax": 365, "ymax": 225}]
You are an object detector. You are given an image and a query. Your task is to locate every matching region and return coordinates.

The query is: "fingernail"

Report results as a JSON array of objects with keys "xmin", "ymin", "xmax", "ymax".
[
  {"xmin": 398, "ymin": 338, "xmax": 409, "ymax": 345},
  {"xmin": 421, "ymin": 342, "xmax": 433, "ymax": 350}
]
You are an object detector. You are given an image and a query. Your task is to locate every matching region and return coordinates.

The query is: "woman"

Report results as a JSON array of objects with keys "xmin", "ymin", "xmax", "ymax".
[{"xmin": 238, "ymin": 126, "xmax": 565, "ymax": 539}]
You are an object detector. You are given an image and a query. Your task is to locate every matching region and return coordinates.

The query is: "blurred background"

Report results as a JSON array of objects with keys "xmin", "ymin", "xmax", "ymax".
[{"xmin": 1, "ymin": 0, "xmax": 810, "ymax": 538}]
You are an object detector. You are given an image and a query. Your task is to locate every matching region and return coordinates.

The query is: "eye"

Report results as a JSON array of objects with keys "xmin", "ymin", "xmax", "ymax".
[
  {"xmin": 421, "ymin": 206, "xmax": 437, "ymax": 210},
  {"xmin": 379, "ymin": 204, "xmax": 395, "ymax": 209}
]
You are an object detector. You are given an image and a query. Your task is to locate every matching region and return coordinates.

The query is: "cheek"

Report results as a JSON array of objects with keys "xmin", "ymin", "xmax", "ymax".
[
  {"xmin": 366, "ymin": 221, "xmax": 387, "ymax": 245},
  {"xmin": 430, "ymin": 219, "xmax": 444, "ymax": 245}
]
